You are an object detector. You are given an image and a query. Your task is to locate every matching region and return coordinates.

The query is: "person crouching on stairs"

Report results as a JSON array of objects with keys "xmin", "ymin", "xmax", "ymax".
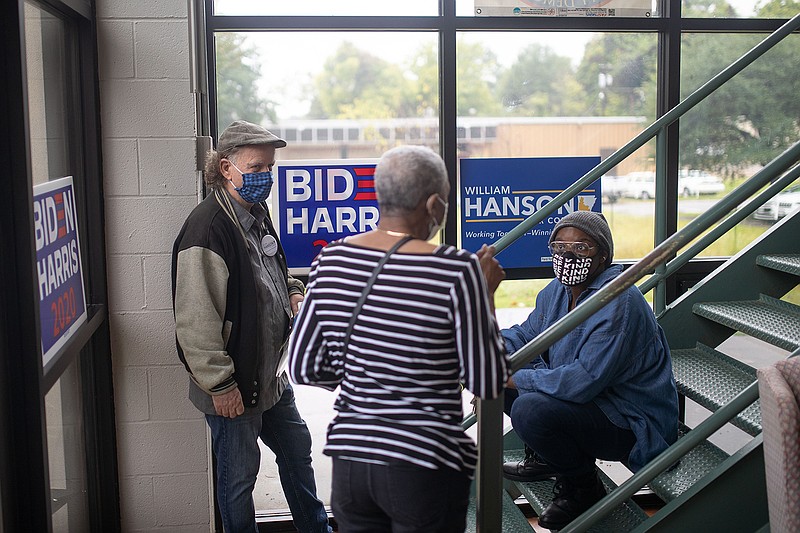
[{"xmin": 501, "ymin": 211, "xmax": 679, "ymax": 531}]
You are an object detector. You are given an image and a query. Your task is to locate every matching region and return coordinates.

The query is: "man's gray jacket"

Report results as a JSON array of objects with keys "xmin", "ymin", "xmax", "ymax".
[{"xmin": 171, "ymin": 191, "xmax": 304, "ymax": 409}]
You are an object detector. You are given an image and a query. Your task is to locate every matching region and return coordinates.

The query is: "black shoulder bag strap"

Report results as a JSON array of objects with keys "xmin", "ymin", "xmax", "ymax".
[{"xmin": 341, "ymin": 235, "xmax": 414, "ymax": 352}]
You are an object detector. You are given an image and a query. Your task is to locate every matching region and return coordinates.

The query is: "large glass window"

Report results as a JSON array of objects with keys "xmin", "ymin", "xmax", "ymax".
[
  {"xmin": 47, "ymin": 359, "xmax": 89, "ymax": 532},
  {"xmin": 456, "ymin": 31, "xmax": 659, "ymax": 260},
  {"xmin": 215, "ymin": 31, "xmax": 440, "ymax": 153},
  {"xmin": 7, "ymin": 0, "xmax": 115, "ymax": 529},
  {"xmin": 25, "ymin": 1, "xmax": 73, "ymax": 187},
  {"xmin": 214, "ymin": 0, "xmax": 439, "ymax": 17},
  {"xmin": 678, "ymin": 32, "xmax": 800, "ymax": 257},
  {"xmin": 681, "ymin": 0, "xmax": 772, "ymax": 18},
  {"xmin": 207, "ymin": 1, "xmax": 797, "ymax": 520},
  {"xmin": 24, "ymin": 3, "xmax": 91, "ymax": 529}
]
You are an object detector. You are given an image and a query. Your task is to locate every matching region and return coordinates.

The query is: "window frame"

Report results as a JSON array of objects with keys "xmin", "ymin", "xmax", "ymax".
[
  {"xmin": 0, "ymin": 0, "xmax": 119, "ymax": 530},
  {"xmin": 204, "ymin": 1, "xmax": 792, "ymax": 283}
]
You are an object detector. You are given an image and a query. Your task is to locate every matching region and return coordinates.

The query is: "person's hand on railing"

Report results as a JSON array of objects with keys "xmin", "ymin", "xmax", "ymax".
[{"xmin": 476, "ymin": 244, "xmax": 505, "ymax": 295}]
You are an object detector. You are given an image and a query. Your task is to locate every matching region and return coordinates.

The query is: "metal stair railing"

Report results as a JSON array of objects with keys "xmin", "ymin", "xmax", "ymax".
[
  {"xmin": 471, "ymin": 142, "xmax": 800, "ymax": 529},
  {"xmin": 638, "ymin": 162, "xmax": 800, "ymax": 296},
  {"xmin": 490, "ymin": 13, "xmax": 800, "ymax": 313},
  {"xmin": 503, "ymin": 143, "xmax": 799, "ymax": 377},
  {"xmin": 470, "ymin": 11, "xmax": 800, "ymax": 530},
  {"xmin": 564, "ymin": 345, "xmax": 800, "ymax": 533},
  {"xmin": 472, "ymin": 143, "xmax": 800, "ymax": 531},
  {"xmin": 462, "ymin": 160, "xmax": 800, "ymax": 429}
]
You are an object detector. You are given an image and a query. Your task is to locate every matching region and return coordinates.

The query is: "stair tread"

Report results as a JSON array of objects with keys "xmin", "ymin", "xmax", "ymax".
[
  {"xmin": 692, "ymin": 296, "xmax": 800, "ymax": 352},
  {"xmin": 649, "ymin": 422, "xmax": 729, "ymax": 503},
  {"xmin": 671, "ymin": 343, "xmax": 761, "ymax": 435},
  {"xmin": 503, "ymin": 450, "xmax": 647, "ymax": 533},
  {"xmin": 466, "ymin": 487, "xmax": 532, "ymax": 533},
  {"xmin": 757, "ymin": 253, "xmax": 800, "ymax": 276}
]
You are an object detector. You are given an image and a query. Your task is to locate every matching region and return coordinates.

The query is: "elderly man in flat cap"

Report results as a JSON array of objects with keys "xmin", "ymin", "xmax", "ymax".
[
  {"xmin": 172, "ymin": 121, "xmax": 331, "ymax": 532},
  {"xmin": 500, "ymin": 211, "xmax": 678, "ymax": 531}
]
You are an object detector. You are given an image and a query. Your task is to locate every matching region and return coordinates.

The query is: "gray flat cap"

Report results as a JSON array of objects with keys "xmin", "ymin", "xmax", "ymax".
[{"xmin": 217, "ymin": 120, "xmax": 287, "ymax": 152}]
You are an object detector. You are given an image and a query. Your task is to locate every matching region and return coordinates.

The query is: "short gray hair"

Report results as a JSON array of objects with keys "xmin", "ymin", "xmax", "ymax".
[{"xmin": 374, "ymin": 145, "xmax": 448, "ymax": 214}]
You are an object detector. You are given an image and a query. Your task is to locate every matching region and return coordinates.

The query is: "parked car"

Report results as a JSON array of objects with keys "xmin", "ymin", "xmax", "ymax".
[
  {"xmin": 601, "ymin": 175, "xmax": 627, "ymax": 201},
  {"xmin": 679, "ymin": 170, "xmax": 725, "ymax": 196},
  {"xmin": 621, "ymin": 171, "xmax": 656, "ymax": 199},
  {"xmin": 754, "ymin": 184, "xmax": 800, "ymax": 221}
]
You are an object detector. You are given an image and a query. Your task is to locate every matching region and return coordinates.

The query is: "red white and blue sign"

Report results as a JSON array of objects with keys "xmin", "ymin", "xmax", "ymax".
[
  {"xmin": 33, "ymin": 176, "xmax": 87, "ymax": 366},
  {"xmin": 460, "ymin": 156, "xmax": 602, "ymax": 270},
  {"xmin": 274, "ymin": 159, "xmax": 380, "ymax": 272}
]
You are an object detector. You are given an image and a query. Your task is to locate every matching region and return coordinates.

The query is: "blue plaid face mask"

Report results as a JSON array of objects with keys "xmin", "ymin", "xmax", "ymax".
[{"xmin": 229, "ymin": 161, "xmax": 273, "ymax": 204}]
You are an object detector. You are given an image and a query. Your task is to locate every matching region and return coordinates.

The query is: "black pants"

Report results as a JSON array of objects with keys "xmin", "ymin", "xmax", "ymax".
[
  {"xmin": 505, "ymin": 388, "xmax": 636, "ymax": 481},
  {"xmin": 331, "ymin": 457, "xmax": 471, "ymax": 533}
]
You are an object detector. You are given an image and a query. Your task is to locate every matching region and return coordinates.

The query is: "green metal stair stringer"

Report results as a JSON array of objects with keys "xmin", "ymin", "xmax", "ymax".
[{"xmin": 630, "ymin": 436, "xmax": 768, "ymax": 533}]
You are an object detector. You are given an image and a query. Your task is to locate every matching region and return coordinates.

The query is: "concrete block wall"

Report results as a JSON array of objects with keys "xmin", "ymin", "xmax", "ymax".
[{"xmin": 96, "ymin": 0, "xmax": 212, "ymax": 530}]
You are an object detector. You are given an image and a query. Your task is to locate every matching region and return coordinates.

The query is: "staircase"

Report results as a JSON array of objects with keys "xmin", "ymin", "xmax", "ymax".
[{"xmin": 468, "ymin": 210, "xmax": 800, "ymax": 532}]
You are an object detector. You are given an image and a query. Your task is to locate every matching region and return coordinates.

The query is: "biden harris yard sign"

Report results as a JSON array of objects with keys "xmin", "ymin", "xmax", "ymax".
[
  {"xmin": 33, "ymin": 176, "xmax": 88, "ymax": 366},
  {"xmin": 460, "ymin": 156, "xmax": 602, "ymax": 270},
  {"xmin": 275, "ymin": 159, "xmax": 380, "ymax": 273}
]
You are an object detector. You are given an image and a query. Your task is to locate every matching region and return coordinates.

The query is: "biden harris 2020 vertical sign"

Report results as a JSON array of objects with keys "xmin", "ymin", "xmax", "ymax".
[
  {"xmin": 460, "ymin": 156, "xmax": 602, "ymax": 270},
  {"xmin": 275, "ymin": 160, "xmax": 380, "ymax": 273},
  {"xmin": 33, "ymin": 176, "xmax": 87, "ymax": 366}
]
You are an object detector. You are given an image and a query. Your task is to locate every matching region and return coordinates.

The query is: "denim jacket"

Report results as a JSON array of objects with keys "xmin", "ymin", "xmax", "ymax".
[{"xmin": 502, "ymin": 265, "xmax": 678, "ymax": 472}]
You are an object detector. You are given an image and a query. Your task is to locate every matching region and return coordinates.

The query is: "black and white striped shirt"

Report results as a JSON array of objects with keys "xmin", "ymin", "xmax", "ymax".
[{"xmin": 288, "ymin": 240, "xmax": 509, "ymax": 475}]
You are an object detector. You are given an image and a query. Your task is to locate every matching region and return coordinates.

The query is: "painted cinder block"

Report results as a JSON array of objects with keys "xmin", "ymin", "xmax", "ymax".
[
  {"xmin": 102, "ymin": 138, "xmax": 140, "ymax": 196},
  {"xmin": 97, "ymin": 0, "xmax": 187, "ymax": 19},
  {"xmin": 134, "ymin": 21, "xmax": 190, "ymax": 80},
  {"xmin": 148, "ymin": 366, "xmax": 202, "ymax": 422},
  {"xmin": 153, "ymin": 473, "xmax": 210, "ymax": 527},
  {"xmin": 118, "ymin": 475, "xmax": 156, "ymax": 530},
  {"xmin": 139, "ymin": 138, "xmax": 198, "ymax": 197},
  {"xmin": 143, "ymin": 254, "xmax": 174, "ymax": 311},
  {"xmin": 113, "ymin": 366, "xmax": 150, "ymax": 422},
  {"xmin": 116, "ymin": 420, "xmax": 207, "ymax": 477},
  {"xmin": 109, "ymin": 310, "xmax": 177, "ymax": 367},
  {"xmin": 100, "ymin": 79, "xmax": 194, "ymax": 138},
  {"xmin": 104, "ymin": 196, "xmax": 196, "ymax": 255},
  {"xmin": 107, "ymin": 254, "xmax": 144, "ymax": 312},
  {"xmin": 97, "ymin": 21, "xmax": 135, "ymax": 80}
]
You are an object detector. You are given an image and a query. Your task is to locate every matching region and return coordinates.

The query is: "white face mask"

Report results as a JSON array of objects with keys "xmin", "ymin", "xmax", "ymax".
[{"xmin": 426, "ymin": 195, "xmax": 448, "ymax": 241}]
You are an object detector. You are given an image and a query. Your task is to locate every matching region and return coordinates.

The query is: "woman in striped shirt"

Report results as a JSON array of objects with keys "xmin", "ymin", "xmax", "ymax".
[{"xmin": 288, "ymin": 145, "xmax": 510, "ymax": 533}]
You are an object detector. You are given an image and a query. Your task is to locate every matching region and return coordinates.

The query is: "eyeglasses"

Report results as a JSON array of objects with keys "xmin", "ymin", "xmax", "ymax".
[{"xmin": 549, "ymin": 241, "xmax": 597, "ymax": 258}]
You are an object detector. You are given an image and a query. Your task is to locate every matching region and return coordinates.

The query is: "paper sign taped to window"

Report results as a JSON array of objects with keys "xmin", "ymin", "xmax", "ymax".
[{"xmin": 475, "ymin": 0, "xmax": 652, "ymax": 17}]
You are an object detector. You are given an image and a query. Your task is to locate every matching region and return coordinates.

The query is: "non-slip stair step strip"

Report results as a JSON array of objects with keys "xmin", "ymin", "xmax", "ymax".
[
  {"xmin": 671, "ymin": 343, "xmax": 761, "ymax": 436},
  {"xmin": 504, "ymin": 450, "xmax": 647, "ymax": 532},
  {"xmin": 757, "ymin": 254, "xmax": 800, "ymax": 277},
  {"xmin": 649, "ymin": 422, "xmax": 729, "ymax": 503},
  {"xmin": 465, "ymin": 489, "xmax": 532, "ymax": 533},
  {"xmin": 692, "ymin": 295, "xmax": 800, "ymax": 352}
]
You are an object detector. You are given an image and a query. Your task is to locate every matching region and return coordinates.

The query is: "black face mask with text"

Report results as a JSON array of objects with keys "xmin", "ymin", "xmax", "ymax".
[{"xmin": 552, "ymin": 253, "xmax": 593, "ymax": 286}]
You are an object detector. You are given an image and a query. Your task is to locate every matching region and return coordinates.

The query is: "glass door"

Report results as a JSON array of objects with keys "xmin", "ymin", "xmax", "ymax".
[{"xmin": 1, "ymin": 0, "xmax": 119, "ymax": 530}]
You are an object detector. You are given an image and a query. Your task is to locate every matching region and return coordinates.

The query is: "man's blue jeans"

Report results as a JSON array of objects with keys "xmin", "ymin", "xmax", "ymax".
[
  {"xmin": 206, "ymin": 385, "xmax": 331, "ymax": 533},
  {"xmin": 505, "ymin": 389, "xmax": 636, "ymax": 480}
]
